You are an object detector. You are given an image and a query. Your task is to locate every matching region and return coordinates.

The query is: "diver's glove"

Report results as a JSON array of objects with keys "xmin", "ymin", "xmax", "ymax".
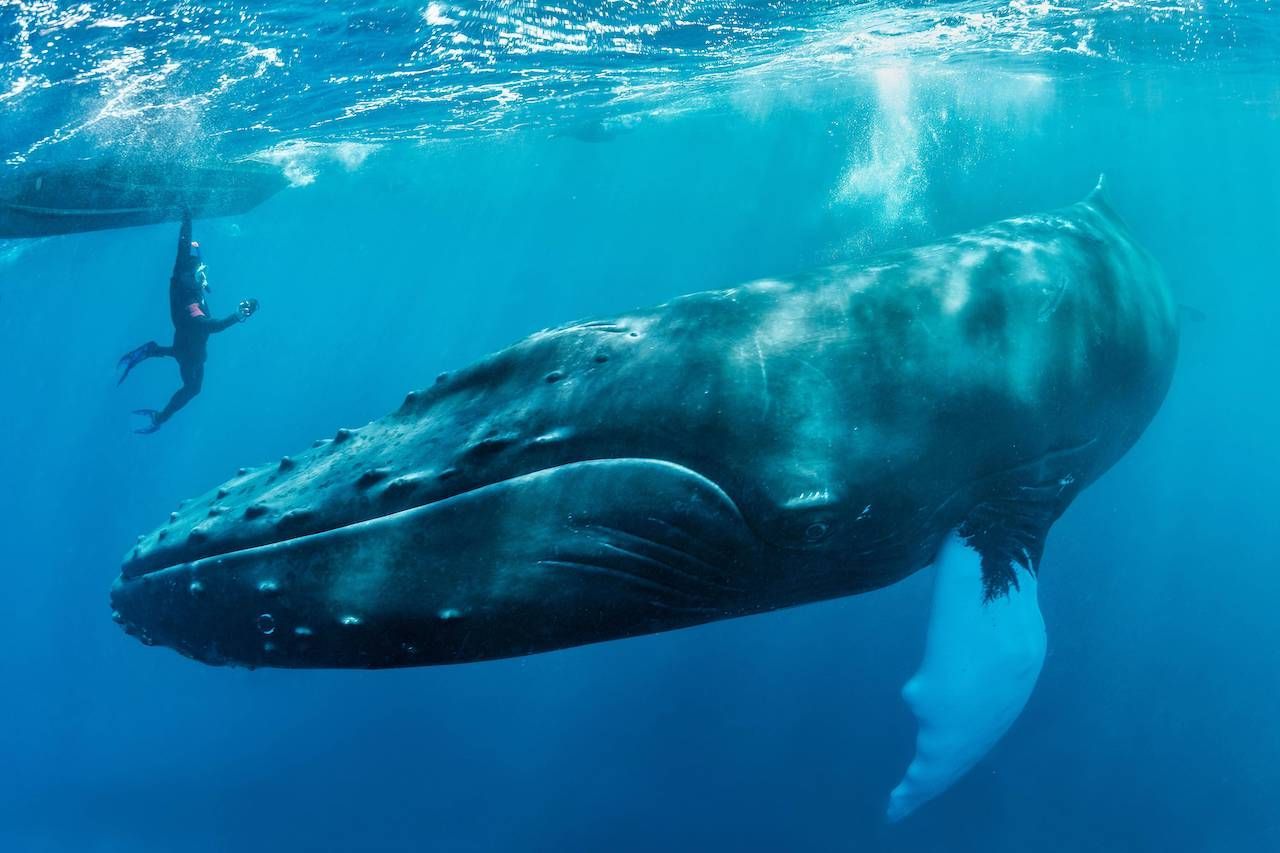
[{"xmin": 238, "ymin": 298, "xmax": 260, "ymax": 321}]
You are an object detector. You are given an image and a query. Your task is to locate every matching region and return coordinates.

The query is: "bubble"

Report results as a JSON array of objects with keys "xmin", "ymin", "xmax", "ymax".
[{"xmin": 257, "ymin": 613, "xmax": 276, "ymax": 634}]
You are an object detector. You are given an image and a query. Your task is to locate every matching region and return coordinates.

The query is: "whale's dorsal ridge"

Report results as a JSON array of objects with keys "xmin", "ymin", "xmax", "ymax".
[{"xmin": 1088, "ymin": 172, "xmax": 1109, "ymax": 204}]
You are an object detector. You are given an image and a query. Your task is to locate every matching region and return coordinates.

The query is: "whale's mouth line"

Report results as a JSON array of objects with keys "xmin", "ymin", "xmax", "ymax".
[{"xmin": 122, "ymin": 456, "xmax": 742, "ymax": 582}]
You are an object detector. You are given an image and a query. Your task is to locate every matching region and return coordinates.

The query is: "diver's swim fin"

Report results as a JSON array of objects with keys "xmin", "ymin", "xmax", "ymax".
[
  {"xmin": 117, "ymin": 341, "xmax": 160, "ymax": 385},
  {"xmin": 132, "ymin": 409, "xmax": 162, "ymax": 435}
]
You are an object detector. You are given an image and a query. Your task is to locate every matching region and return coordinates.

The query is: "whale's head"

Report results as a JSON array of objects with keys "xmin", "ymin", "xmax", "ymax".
[{"xmin": 110, "ymin": 317, "xmax": 829, "ymax": 668}]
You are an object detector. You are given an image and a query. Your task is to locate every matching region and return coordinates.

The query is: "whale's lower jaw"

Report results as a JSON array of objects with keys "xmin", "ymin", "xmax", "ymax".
[{"xmin": 111, "ymin": 458, "xmax": 763, "ymax": 669}]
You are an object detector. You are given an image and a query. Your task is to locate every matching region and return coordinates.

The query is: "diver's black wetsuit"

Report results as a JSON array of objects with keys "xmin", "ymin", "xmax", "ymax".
[{"xmin": 118, "ymin": 212, "xmax": 253, "ymax": 433}]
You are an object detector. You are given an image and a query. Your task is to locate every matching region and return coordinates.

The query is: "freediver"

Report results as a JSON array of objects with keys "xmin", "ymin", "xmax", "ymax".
[{"xmin": 117, "ymin": 210, "xmax": 258, "ymax": 434}]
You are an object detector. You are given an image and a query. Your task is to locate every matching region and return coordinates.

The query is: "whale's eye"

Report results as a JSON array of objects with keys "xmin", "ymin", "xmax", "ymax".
[
  {"xmin": 804, "ymin": 521, "xmax": 831, "ymax": 542},
  {"xmin": 761, "ymin": 495, "xmax": 840, "ymax": 549}
]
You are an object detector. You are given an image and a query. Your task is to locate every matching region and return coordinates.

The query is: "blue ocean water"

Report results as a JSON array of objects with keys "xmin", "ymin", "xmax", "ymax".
[{"xmin": 1, "ymin": 1, "xmax": 1278, "ymax": 851}]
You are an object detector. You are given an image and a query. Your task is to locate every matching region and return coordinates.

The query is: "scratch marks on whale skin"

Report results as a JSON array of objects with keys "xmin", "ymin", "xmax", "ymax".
[
  {"xmin": 1037, "ymin": 274, "xmax": 1070, "ymax": 322},
  {"xmin": 536, "ymin": 559, "xmax": 695, "ymax": 601},
  {"xmin": 753, "ymin": 334, "xmax": 772, "ymax": 418},
  {"xmin": 783, "ymin": 489, "xmax": 834, "ymax": 510},
  {"xmin": 583, "ymin": 524, "xmax": 743, "ymax": 595},
  {"xmin": 535, "ymin": 556, "xmax": 724, "ymax": 617},
  {"xmin": 565, "ymin": 320, "xmax": 631, "ymax": 335}
]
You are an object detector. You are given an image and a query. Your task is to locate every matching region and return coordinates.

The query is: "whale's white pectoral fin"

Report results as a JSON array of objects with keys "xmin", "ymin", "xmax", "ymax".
[{"xmin": 886, "ymin": 533, "xmax": 1046, "ymax": 822}]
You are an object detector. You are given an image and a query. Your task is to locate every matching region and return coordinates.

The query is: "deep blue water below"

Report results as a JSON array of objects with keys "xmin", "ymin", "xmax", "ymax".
[{"xmin": 2, "ymin": 2, "xmax": 1279, "ymax": 851}]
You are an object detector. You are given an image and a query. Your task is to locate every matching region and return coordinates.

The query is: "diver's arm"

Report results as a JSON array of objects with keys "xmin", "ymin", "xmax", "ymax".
[
  {"xmin": 208, "ymin": 313, "xmax": 242, "ymax": 334},
  {"xmin": 175, "ymin": 303, "xmax": 238, "ymax": 334},
  {"xmin": 203, "ymin": 300, "xmax": 257, "ymax": 333},
  {"xmin": 172, "ymin": 210, "xmax": 193, "ymax": 277},
  {"xmin": 179, "ymin": 298, "xmax": 252, "ymax": 334}
]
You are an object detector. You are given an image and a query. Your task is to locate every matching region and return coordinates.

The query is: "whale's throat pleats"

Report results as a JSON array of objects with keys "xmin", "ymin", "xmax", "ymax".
[{"xmin": 886, "ymin": 533, "xmax": 1046, "ymax": 822}]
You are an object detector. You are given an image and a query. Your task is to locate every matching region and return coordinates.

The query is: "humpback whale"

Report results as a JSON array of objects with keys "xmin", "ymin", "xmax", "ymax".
[
  {"xmin": 0, "ymin": 158, "xmax": 286, "ymax": 238},
  {"xmin": 110, "ymin": 179, "xmax": 1178, "ymax": 819}
]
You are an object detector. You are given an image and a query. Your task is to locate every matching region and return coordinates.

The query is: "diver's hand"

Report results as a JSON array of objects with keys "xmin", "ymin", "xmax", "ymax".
[{"xmin": 238, "ymin": 298, "xmax": 259, "ymax": 321}]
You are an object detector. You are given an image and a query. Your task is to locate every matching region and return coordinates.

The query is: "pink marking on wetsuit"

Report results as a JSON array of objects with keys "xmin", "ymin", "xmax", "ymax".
[{"xmin": 187, "ymin": 303, "xmax": 206, "ymax": 318}]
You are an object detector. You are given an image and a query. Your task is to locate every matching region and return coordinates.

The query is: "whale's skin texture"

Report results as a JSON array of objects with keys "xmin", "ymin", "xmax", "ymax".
[
  {"xmin": 0, "ymin": 159, "xmax": 286, "ymax": 238},
  {"xmin": 111, "ymin": 188, "xmax": 1177, "ymax": 669}
]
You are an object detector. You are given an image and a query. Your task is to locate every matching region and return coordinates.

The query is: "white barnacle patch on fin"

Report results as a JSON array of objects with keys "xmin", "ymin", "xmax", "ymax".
[{"xmin": 886, "ymin": 532, "xmax": 1046, "ymax": 822}]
